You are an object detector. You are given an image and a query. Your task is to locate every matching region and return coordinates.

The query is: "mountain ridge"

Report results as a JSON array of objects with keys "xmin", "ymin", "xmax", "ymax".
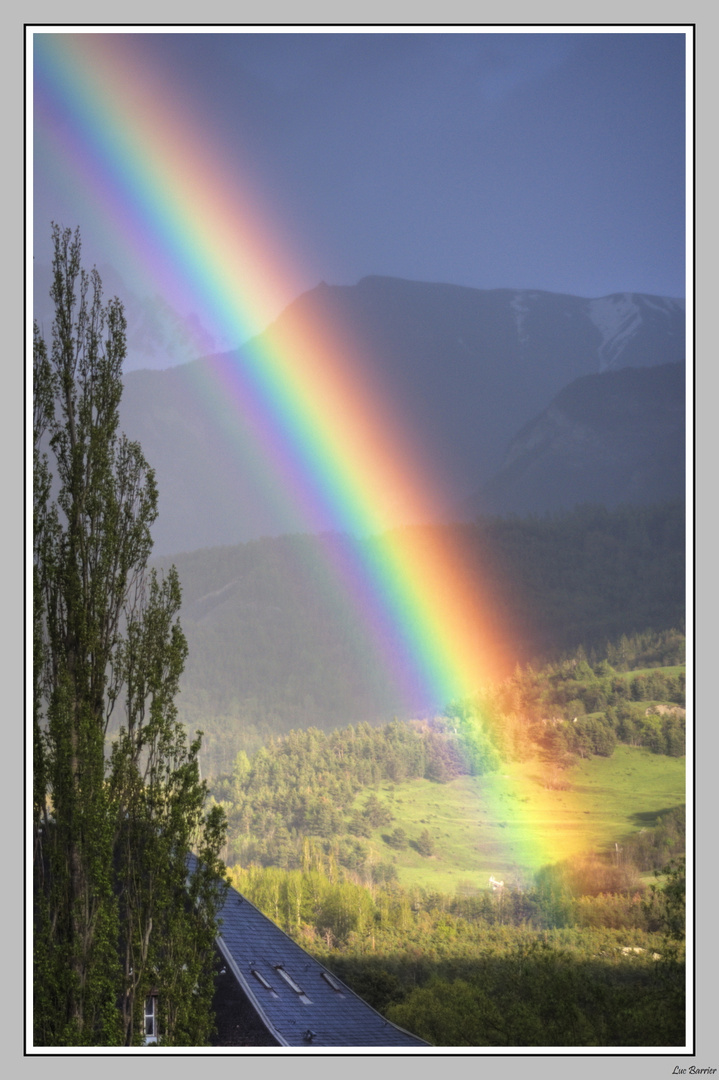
[
  {"xmin": 113, "ymin": 276, "xmax": 685, "ymax": 554},
  {"xmin": 464, "ymin": 361, "xmax": 685, "ymax": 519}
]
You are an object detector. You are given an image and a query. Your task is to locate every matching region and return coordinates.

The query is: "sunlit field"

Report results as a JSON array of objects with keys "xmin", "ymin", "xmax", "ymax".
[{"xmin": 345, "ymin": 746, "xmax": 685, "ymax": 893}]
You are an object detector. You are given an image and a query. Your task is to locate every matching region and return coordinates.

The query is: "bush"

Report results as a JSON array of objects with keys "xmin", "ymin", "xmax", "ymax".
[{"xmin": 415, "ymin": 829, "xmax": 435, "ymax": 857}]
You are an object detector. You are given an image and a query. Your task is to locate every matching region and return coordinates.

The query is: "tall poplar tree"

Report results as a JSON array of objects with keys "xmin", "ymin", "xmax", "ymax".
[{"xmin": 33, "ymin": 226, "xmax": 227, "ymax": 1046}]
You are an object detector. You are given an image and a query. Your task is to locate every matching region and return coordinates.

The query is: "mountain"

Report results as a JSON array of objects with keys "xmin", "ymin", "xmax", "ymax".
[
  {"xmin": 116, "ymin": 276, "xmax": 685, "ymax": 554},
  {"xmin": 156, "ymin": 502, "xmax": 686, "ymax": 772},
  {"xmin": 268, "ymin": 277, "xmax": 684, "ymax": 508},
  {"xmin": 463, "ymin": 362, "xmax": 686, "ymax": 518},
  {"xmin": 34, "ymin": 261, "xmax": 234, "ymax": 371}
]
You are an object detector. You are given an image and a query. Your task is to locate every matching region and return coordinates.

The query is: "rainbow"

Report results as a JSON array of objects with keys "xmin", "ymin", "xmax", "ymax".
[{"xmin": 33, "ymin": 32, "xmax": 589, "ymax": 874}]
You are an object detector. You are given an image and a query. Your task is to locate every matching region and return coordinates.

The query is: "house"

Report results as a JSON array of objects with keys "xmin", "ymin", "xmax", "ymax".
[{"xmin": 207, "ymin": 867, "xmax": 429, "ymax": 1048}]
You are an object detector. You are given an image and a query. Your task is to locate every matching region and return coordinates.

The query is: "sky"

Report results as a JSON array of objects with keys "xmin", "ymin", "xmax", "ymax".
[{"xmin": 33, "ymin": 28, "xmax": 687, "ymax": 350}]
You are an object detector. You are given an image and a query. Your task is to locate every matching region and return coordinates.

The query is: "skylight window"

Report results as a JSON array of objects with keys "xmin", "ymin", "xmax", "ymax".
[
  {"xmin": 251, "ymin": 969, "xmax": 274, "ymax": 992},
  {"xmin": 273, "ymin": 964, "xmax": 312, "ymax": 1003},
  {"xmin": 321, "ymin": 971, "xmax": 344, "ymax": 993},
  {"xmin": 273, "ymin": 965, "xmax": 305, "ymax": 994}
]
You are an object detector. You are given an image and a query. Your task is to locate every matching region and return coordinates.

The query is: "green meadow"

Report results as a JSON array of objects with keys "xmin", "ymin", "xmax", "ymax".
[
  {"xmin": 613, "ymin": 665, "xmax": 686, "ymax": 680},
  {"xmin": 348, "ymin": 746, "xmax": 685, "ymax": 894}
]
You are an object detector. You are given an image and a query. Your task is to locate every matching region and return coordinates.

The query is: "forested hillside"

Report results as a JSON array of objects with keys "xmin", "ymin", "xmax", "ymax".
[
  {"xmin": 225, "ymin": 863, "xmax": 685, "ymax": 1046},
  {"xmin": 210, "ymin": 630, "xmax": 687, "ymax": 1046},
  {"xmin": 207, "ymin": 629, "xmax": 685, "ymax": 875},
  {"xmin": 157, "ymin": 502, "xmax": 685, "ymax": 774}
]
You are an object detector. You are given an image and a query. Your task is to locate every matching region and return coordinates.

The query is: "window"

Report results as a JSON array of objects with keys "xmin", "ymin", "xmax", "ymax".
[
  {"xmin": 273, "ymin": 965, "xmax": 311, "ymax": 1003},
  {"xmin": 144, "ymin": 995, "xmax": 158, "ymax": 1045},
  {"xmin": 321, "ymin": 971, "xmax": 344, "ymax": 994},
  {"xmin": 251, "ymin": 969, "xmax": 278, "ymax": 997}
]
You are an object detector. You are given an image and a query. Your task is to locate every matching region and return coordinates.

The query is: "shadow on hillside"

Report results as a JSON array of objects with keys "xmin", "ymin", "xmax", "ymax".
[
  {"xmin": 628, "ymin": 804, "xmax": 685, "ymax": 826},
  {"xmin": 324, "ymin": 949, "xmax": 685, "ymax": 1048}
]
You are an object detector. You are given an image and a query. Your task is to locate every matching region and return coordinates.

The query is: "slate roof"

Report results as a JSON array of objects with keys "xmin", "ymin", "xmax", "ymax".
[{"xmin": 211, "ymin": 869, "xmax": 429, "ymax": 1048}]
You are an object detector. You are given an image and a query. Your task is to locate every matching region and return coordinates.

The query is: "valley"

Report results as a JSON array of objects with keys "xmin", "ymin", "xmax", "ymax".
[
  {"xmin": 201, "ymin": 633, "xmax": 687, "ymax": 1045},
  {"xmin": 332, "ymin": 747, "xmax": 685, "ymax": 894},
  {"xmin": 207, "ymin": 639, "xmax": 686, "ymax": 885},
  {"xmin": 148, "ymin": 502, "xmax": 686, "ymax": 773}
]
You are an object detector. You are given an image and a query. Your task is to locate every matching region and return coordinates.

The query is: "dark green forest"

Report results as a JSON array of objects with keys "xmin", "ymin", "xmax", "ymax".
[
  {"xmin": 225, "ymin": 823, "xmax": 685, "ymax": 1046},
  {"xmin": 163, "ymin": 501, "xmax": 685, "ymax": 776}
]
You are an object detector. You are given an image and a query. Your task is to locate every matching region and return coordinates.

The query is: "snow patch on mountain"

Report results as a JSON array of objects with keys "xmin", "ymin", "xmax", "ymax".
[
  {"xmin": 511, "ymin": 290, "xmax": 541, "ymax": 348},
  {"xmin": 588, "ymin": 294, "xmax": 644, "ymax": 371}
]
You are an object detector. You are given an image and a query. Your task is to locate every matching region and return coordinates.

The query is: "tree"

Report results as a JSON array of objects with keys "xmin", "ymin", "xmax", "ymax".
[
  {"xmin": 385, "ymin": 827, "xmax": 408, "ymax": 850},
  {"xmin": 643, "ymin": 857, "xmax": 686, "ymax": 940},
  {"xmin": 362, "ymin": 792, "xmax": 393, "ymax": 828},
  {"xmin": 347, "ymin": 809, "xmax": 372, "ymax": 837},
  {"xmin": 33, "ymin": 226, "xmax": 227, "ymax": 1046},
  {"xmin": 416, "ymin": 829, "xmax": 435, "ymax": 857}
]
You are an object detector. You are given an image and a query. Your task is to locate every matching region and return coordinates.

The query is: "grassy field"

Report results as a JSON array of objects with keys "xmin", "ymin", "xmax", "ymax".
[
  {"xmin": 613, "ymin": 665, "xmax": 685, "ymax": 680},
  {"xmin": 350, "ymin": 746, "xmax": 685, "ymax": 894}
]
